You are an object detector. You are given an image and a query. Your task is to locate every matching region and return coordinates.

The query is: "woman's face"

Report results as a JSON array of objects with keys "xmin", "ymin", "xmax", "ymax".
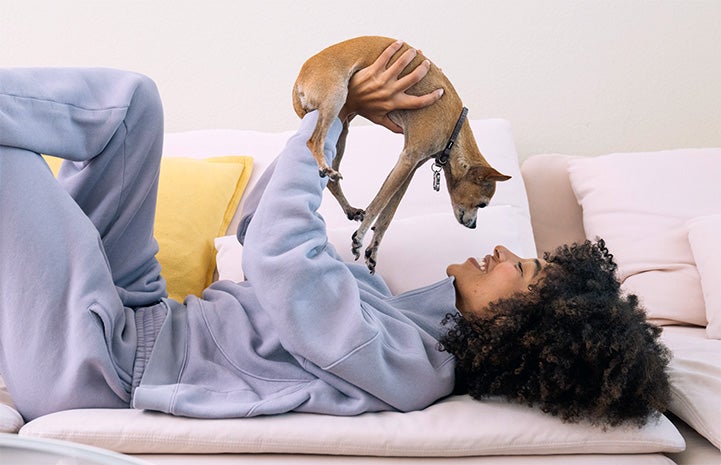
[{"xmin": 446, "ymin": 245, "xmax": 547, "ymax": 317}]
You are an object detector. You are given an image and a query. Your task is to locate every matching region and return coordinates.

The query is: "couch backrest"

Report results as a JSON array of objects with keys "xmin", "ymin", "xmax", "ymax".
[{"xmin": 520, "ymin": 154, "xmax": 586, "ymax": 256}]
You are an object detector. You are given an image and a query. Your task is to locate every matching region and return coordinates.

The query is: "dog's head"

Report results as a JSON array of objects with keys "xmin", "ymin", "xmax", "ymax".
[
  {"xmin": 445, "ymin": 164, "xmax": 511, "ymax": 228},
  {"xmin": 440, "ymin": 122, "xmax": 511, "ymax": 228}
]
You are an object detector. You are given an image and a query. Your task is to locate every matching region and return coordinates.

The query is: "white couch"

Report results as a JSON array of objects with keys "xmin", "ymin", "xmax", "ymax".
[{"xmin": 1, "ymin": 119, "xmax": 719, "ymax": 465}]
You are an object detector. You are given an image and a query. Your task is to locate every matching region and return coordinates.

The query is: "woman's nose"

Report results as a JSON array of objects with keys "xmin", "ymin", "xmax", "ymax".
[
  {"xmin": 495, "ymin": 245, "xmax": 520, "ymax": 263},
  {"xmin": 493, "ymin": 246, "xmax": 506, "ymax": 261}
]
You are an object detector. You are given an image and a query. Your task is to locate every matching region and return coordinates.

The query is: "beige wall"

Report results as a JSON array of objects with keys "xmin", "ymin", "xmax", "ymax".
[{"xmin": 2, "ymin": 0, "xmax": 719, "ymax": 160}]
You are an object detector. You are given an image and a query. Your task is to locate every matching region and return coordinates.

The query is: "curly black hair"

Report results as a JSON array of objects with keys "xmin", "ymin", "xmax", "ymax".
[{"xmin": 439, "ymin": 240, "xmax": 671, "ymax": 427}]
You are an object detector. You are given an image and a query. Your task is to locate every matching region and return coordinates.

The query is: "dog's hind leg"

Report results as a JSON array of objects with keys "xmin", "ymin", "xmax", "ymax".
[
  {"xmin": 300, "ymin": 82, "xmax": 348, "ymax": 181},
  {"xmin": 363, "ymin": 170, "xmax": 416, "ymax": 273},
  {"xmin": 327, "ymin": 121, "xmax": 364, "ymax": 221}
]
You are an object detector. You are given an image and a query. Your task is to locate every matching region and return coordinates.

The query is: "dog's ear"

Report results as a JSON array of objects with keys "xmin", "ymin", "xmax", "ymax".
[{"xmin": 470, "ymin": 166, "xmax": 512, "ymax": 183}]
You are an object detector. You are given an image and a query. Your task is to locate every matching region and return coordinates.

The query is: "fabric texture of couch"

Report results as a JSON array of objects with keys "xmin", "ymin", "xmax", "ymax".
[{"xmin": 1, "ymin": 119, "xmax": 718, "ymax": 465}]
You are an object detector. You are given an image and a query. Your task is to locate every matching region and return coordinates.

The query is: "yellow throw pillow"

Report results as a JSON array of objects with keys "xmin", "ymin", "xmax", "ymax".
[
  {"xmin": 155, "ymin": 156, "xmax": 252, "ymax": 300},
  {"xmin": 42, "ymin": 155, "xmax": 253, "ymax": 301}
]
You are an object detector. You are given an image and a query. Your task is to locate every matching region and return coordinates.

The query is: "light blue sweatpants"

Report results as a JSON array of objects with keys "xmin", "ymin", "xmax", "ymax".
[{"xmin": 0, "ymin": 68, "xmax": 168, "ymax": 420}]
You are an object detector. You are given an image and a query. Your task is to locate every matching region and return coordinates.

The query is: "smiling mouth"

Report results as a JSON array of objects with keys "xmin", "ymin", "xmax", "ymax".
[
  {"xmin": 481, "ymin": 255, "xmax": 491, "ymax": 272},
  {"xmin": 469, "ymin": 257, "xmax": 488, "ymax": 273}
]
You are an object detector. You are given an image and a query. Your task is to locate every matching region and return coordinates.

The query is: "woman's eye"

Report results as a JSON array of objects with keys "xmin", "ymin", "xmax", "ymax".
[{"xmin": 517, "ymin": 262, "xmax": 524, "ymax": 275}]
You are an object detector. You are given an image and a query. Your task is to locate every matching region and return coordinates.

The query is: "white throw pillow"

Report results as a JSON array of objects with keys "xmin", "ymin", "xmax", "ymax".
[
  {"xmin": 568, "ymin": 148, "xmax": 721, "ymax": 326},
  {"xmin": 214, "ymin": 235, "xmax": 244, "ymax": 282},
  {"xmin": 687, "ymin": 215, "xmax": 721, "ymax": 339}
]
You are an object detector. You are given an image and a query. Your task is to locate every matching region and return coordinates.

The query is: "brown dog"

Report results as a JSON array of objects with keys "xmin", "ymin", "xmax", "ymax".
[{"xmin": 293, "ymin": 36, "xmax": 510, "ymax": 273}]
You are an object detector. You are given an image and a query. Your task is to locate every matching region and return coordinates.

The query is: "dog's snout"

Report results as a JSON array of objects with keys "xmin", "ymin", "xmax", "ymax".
[{"xmin": 456, "ymin": 208, "xmax": 478, "ymax": 229}]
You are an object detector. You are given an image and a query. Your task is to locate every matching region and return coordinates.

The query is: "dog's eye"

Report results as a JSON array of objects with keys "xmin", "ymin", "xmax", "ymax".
[{"xmin": 477, "ymin": 202, "xmax": 487, "ymax": 209}]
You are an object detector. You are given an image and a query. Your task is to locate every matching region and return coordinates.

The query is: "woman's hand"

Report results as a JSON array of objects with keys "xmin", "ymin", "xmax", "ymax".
[{"xmin": 339, "ymin": 40, "xmax": 444, "ymax": 133}]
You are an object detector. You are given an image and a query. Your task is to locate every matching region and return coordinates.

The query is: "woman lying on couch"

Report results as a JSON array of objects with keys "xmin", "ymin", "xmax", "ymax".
[{"xmin": 0, "ymin": 42, "xmax": 669, "ymax": 427}]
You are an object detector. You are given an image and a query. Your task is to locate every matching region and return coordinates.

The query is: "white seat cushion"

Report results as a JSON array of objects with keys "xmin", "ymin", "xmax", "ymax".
[{"xmin": 19, "ymin": 395, "xmax": 683, "ymax": 456}]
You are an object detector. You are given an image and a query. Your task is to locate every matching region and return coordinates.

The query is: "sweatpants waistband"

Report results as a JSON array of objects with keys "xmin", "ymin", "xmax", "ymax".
[{"xmin": 131, "ymin": 300, "xmax": 169, "ymax": 397}]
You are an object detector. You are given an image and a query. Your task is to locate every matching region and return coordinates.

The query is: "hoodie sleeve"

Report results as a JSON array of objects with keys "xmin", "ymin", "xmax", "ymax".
[{"xmin": 241, "ymin": 111, "xmax": 453, "ymax": 411}]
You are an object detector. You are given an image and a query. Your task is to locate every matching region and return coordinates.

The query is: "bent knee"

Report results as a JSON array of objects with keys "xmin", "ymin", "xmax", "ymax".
[{"xmin": 128, "ymin": 73, "xmax": 164, "ymax": 130}]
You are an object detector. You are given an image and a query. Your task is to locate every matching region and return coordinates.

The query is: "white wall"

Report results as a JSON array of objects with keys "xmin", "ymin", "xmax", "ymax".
[{"xmin": 2, "ymin": 0, "xmax": 719, "ymax": 160}]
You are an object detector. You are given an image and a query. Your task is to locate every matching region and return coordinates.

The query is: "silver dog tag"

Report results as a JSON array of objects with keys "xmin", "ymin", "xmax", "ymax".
[{"xmin": 432, "ymin": 164, "xmax": 442, "ymax": 192}]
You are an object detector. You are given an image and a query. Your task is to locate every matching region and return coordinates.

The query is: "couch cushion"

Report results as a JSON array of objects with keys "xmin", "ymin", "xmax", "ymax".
[
  {"xmin": 567, "ymin": 148, "xmax": 721, "ymax": 326},
  {"xmin": 19, "ymin": 395, "xmax": 684, "ymax": 456},
  {"xmin": 661, "ymin": 326, "xmax": 721, "ymax": 450},
  {"xmin": 687, "ymin": 215, "xmax": 721, "ymax": 339}
]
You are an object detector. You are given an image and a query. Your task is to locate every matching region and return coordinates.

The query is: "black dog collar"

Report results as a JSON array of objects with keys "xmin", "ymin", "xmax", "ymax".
[{"xmin": 432, "ymin": 106, "xmax": 468, "ymax": 191}]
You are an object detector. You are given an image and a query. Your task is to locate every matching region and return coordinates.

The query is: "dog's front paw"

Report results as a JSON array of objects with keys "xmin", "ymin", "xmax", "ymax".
[
  {"xmin": 319, "ymin": 166, "xmax": 343, "ymax": 182},
  {"xmin": 345, "ymin": 207, "xmax": 365, "ymax": 222}
]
